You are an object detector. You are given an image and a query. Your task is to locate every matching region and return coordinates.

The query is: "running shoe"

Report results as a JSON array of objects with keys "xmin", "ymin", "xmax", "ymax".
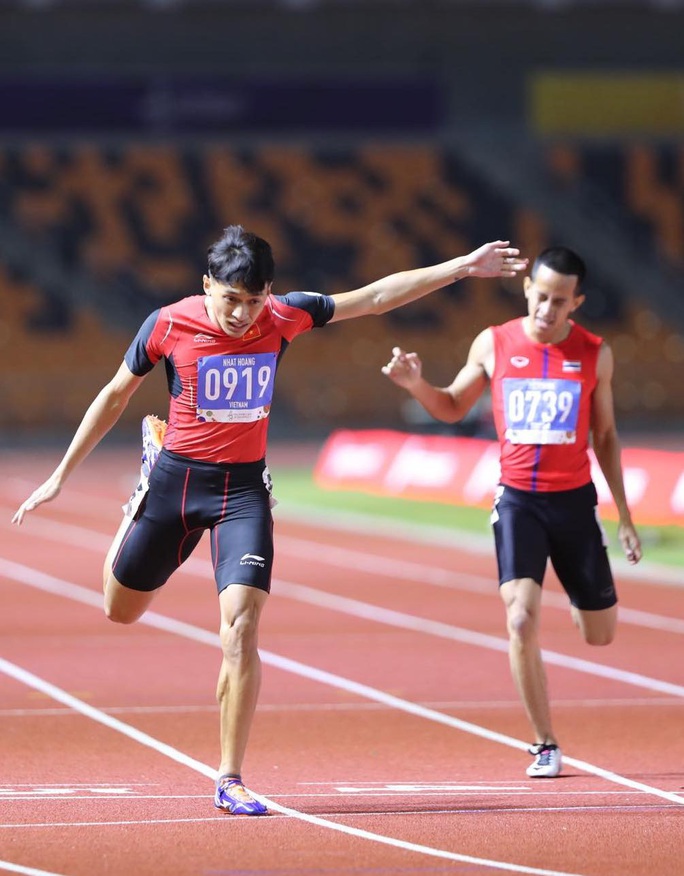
[
  {"xmin": 526, "ymin": 743, "xmax": 562, "ymax": 778},
  {"xmin": 214, "ymin": 775, "xmax": 268, "ymax": 815},
  {"xmin": 122, "ymin": 414, "xmax": 166, "ymax": 517},
  {"xmin": 140, "ymin": 414, "xmax": 167, "ymax": 478}
]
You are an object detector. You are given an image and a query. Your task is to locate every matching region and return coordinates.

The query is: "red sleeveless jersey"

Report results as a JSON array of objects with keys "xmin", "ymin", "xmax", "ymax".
[
  {"xmin": 490, "ymin": 318, "xmax": 603, "ymax": 492},
  {"xmin": 124, "ymin": 292, "xmax": 335, "ymax": 464}
]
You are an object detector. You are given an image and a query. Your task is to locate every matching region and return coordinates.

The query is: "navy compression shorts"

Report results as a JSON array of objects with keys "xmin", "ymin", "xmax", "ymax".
[
  {"xmin": 112, "ymin": 449, "xmax": 274, "ymax": 594},
  {"xmin": 491, "ymin": 481, "xmax": 617, "ymax": 611}
]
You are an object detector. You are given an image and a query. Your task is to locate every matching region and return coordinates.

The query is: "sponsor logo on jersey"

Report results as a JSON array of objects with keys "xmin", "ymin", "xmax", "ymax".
[
  {"xmin": 510, "ymin": 356, "xmax": 529, "ymax": 368},
  {"xmin": 194, "ymin": 333, "xmax": 216, "ymax": 344}
]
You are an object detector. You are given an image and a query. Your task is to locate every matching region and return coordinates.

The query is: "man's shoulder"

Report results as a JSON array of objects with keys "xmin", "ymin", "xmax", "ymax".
[
  {"xmin": 268, "ymin": 290, "xmax": 335, "ymax": 329},
  {"xmin": 570, "ymin": 320, "xmax": 603, "ymax": 348},
  {"xmin": 138, "ymin": 296, "xmax": 208, "ymax": 349},
  {"xmin": 143, "ymin": 294, "xmax": 203, "ymax": 328},
  {"xmin": 164, "ymin": 294, "xmax": 204, "ymax": 315},
  {"xmin": 491, "ymin": 317, "xmax": 524, "ymax": 339},
  {"xmin": 271, "ymin": 290, "xmax": 331, "ymax": 309}
]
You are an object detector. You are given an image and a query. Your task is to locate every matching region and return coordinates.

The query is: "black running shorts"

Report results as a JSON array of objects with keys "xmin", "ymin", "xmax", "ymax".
[
  {"xmin": 112, "ymin": 449, "xmax": 274, "ymax": 594},
  {"xmin": 491, "ymin": 481, "xmax": 617, "ymax": 611}
]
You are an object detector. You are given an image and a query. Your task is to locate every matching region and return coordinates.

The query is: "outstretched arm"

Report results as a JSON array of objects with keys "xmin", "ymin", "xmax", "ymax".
[
  {"xmin": 590, "ymin": 343, "xmax": 642, "ymax": 564},
  {"xmin": 330, "ymin": 240, "xmax": 527, "ymax": 322},
  {"xmin": 382, "ymin": 329, "xmax": 493, "ymax": 424},
  {"xmin": 12, "ymin": 361, "xmax": 145, "ymax": 525}
]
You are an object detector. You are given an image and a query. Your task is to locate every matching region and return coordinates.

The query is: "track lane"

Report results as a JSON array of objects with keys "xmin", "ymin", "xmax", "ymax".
[{"xmin": 1, "ymin": 450, "xmax": 683, "ymax": 875}]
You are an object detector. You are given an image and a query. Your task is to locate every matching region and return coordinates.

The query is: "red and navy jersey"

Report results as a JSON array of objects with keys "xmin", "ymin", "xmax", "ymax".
[
  {"xmin": 490, "ymin": 318, "xmax": 603, "ymax": 492},
  {"xmin": 125, "ymin": 292, "xmax": 335, "ymax": 463}
]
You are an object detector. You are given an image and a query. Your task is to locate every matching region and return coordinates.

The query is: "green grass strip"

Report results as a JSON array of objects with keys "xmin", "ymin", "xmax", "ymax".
[{"xmin": 273, "ymin": 467, "xmax": 683, "ymax": 569}]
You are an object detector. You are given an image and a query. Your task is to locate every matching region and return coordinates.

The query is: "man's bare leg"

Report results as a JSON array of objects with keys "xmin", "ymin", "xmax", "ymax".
[
  {"xmin": 500, "ymin": 577, "xmax": 557, "ymax": 745},
  {"xmin": 571, "ymin": 603, "xmax": 617, "ymax": 646},
  {"xmin": 500, "ymin": 577, "xmax": 563, "ymax": 777},
  {"xmin": 213, "ymin": 583, "xmax": 269, "ymax": 815},
  {"xmin": 216, "ymin": 585, "xmax": 268, "ymax": 773},
  {"xmin": 102, "ymin": 516, "xmax": 157, "ymax": 623}
]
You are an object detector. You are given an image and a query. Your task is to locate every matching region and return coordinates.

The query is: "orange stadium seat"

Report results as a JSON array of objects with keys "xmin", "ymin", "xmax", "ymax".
[{"xmin": 2, "ymin": 141, "xmax": 682, "ymax": 432}]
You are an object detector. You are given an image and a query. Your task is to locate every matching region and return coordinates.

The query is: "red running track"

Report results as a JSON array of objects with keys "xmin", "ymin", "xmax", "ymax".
[{"xmin": 0, "ymin": 448, "xmax": 683, "ymax": 876}]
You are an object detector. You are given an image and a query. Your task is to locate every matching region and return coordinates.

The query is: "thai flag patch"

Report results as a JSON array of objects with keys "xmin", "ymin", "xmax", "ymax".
[{"xmin": 562, "ymin": 360, "xmax": 582, "ymax": 373}]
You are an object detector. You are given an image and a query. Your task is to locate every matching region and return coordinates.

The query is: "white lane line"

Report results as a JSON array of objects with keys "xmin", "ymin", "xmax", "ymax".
[
  {"xmin": 0, "ymin": 802, "xmax": 677, "ymax": 832},
  {"xmin": 257, "ymin": 650, "xmax": 684, "ymax": 806},
  {"xmin": 6, "ymin": 487, "xmax": 678, "ymax": 587},
  {"xmin": 2, "ymin": 558, "xmax": 684, "ymax": 809},
  {"xmin": 3, "ymin": 554, "xmax": 684, "ymax": 700},
  {"xmin": 0, "ymin": 861, "xmax": 68, "ymax": 876},
  {"xmin": 0, "ymin": 658, "xmax": 585, "ymax": 876},
  {"xmin": 1, "ymin": 818, "xmax": 244, "ymax": 829},
  {"xmin": 0, "ymin": 657, "xmax": 216, "ymax": 780},
  {"xmin": 3, "ymin": 511, "xmax": 684, "ymax": 635},
  {"xmin": 275, "ymin": 535, "xmax": 684, "ymax": 635},
  {"xmin": 0, "ymin": 788, "xmax": 672, "ymax": 801},
  {"xmin": 272, "ymin": 580, "xmax": 684, "ymax": 699},
  {"xmin": 274, "ymin": 504, "xmax": 684, "ymax": 587},
  {"xmin": 1, "ymin": 696, "xmax": 683, "ymax": 719}
]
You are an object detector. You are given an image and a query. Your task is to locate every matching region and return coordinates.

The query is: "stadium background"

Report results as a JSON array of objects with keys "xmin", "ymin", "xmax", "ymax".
[{"xmin": 0, "ymin": 0, "xmax": 683, "ymax": 450}]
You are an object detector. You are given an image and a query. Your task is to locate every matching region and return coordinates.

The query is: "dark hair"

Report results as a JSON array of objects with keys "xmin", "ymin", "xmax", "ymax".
[
  {"xmin": 531, "ymin": 247, "xmax": 586, "ymax": 293},
  {"xmin": 207, "ymin": 225, "xmax": 275, "ymax": 293}
]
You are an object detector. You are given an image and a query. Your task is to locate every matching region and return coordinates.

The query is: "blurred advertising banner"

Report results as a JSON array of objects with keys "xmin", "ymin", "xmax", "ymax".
[
  {"xmin": 0, "ymin": 76, "xmax": 442, "ymax": 133},
  {"xmin": 314, "ymin": 429, "xmax": 684, "ymax": 527},
  {"xmin": 530, "ymin": 72, "xmax": 684, "ymax": 135}
]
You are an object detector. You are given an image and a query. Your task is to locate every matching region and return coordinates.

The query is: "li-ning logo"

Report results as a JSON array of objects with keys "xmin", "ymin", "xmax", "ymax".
[
  {"xmin": 510, "ymin": 356, "xmax": 529, "ymax": 368},
  {"xmin": 240, "ymin": 553, "xmax": 265, "ymax": 567},
  {"xmin": 193, "ymin": 333, "xmax": 215, "ymax": 344}
]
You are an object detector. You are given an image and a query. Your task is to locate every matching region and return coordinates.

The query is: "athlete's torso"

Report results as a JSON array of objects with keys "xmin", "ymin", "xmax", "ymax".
[
  {"xmin": 490, "ymin": 318, "xmax": 603, "ymax": 492},
  {"xmin": 125, "ymin": 292, "xmax": 335, "ymax": 463}
]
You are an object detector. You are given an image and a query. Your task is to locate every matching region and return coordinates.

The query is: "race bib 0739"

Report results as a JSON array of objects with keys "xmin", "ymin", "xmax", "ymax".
[
  {"xmin": 502, "ymin": 377, "xmax": 581, "ymax": 445},
  {"xmin": 196, "ymin": 353, "xmax": 277, "ymax": 423}
]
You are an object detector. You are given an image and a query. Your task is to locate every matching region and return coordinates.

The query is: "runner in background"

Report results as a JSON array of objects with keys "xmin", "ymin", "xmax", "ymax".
[{"xmin": 382, "ymin": 246, "xmax": 641, "ymax": 778}]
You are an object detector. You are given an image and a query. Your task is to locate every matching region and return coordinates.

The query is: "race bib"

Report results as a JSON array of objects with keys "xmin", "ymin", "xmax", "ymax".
[
  {"xmin": 196, "ymin": 353, "xmax": 276, "ymax": 423},
  {"xmin": 503, "ymin": 377, "xmax": 581, "ymax": 445}
]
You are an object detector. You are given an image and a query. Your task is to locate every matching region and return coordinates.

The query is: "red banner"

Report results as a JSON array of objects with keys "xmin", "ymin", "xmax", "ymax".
[{"xmin": 314, "ymin": 429, "xmax": 684, "ymax": 527}]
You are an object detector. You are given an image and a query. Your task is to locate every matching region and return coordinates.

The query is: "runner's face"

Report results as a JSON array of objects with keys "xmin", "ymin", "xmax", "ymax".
[
  {"xmin": 523, "ymin": 265, "xmax": 584, "ymax": 343},
  {"xmin": 203, "ymin": 276, "xmax": 270, "ymax": 337}
]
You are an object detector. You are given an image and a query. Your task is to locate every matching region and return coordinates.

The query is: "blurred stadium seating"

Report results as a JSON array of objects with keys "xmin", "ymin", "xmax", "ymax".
[
  {"xmin": 1, "ymin": 1, "xmax": 683, "ymax": 441},
  {"xmin": 546, "ymin": 142, "xmax": 684, "ymax": 268},
  {"xmin": 2, "ymin": 140, "xmax": 683, "ymax": 439}
]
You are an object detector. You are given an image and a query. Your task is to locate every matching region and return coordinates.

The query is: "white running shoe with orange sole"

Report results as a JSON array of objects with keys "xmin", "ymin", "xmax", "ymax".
[{"xmin": 122, "ymin": 414, "xmax": 167, "ymax": 518}]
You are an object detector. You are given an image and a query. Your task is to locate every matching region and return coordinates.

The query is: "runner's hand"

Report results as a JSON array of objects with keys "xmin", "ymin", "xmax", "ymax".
[
  {"xmin": 462, "ymin": 241, "xmax": 528, "ymax": 278},
  {"xmin": 12, "ymin": 475, "xmax": 62, "ymax": 525},
  {"xmin": 381, "ymin": 347, "xmax": 423, "ymax": 389},
  {"xmin": 618, "ymin": 521, "xmax": 642, "ymax": 565}
]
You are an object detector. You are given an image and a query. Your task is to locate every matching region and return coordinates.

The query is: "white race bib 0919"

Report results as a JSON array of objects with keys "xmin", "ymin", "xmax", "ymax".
[{"xmin": 196, "ymin": 352, "xmax": 277, "ymax": 423}]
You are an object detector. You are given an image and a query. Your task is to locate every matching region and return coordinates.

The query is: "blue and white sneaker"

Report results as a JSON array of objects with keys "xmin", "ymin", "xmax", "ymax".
[
  {"xmin": 526, "ymin": 743, "xmax": 562, "ymax": 778},
  {"xmin": 140, "ymin": 414, "xmax": 166, "ymax": 478},
  {"xmin": 214, "ymin": 775, "xmax": 268, "ymax": 815},
  {"xmin": 122, "ymin": 415, "xmax": 166, "ymax": 517}
]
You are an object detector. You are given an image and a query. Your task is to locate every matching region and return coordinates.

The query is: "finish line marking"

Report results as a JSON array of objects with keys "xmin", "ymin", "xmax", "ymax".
[
  {"xmin": 1, "ymin": 655, "xmax": 585, "ymax": 876},
  {"xmin": 2, "ymin": 556, "xmax": 684, "ymax": 810}
]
